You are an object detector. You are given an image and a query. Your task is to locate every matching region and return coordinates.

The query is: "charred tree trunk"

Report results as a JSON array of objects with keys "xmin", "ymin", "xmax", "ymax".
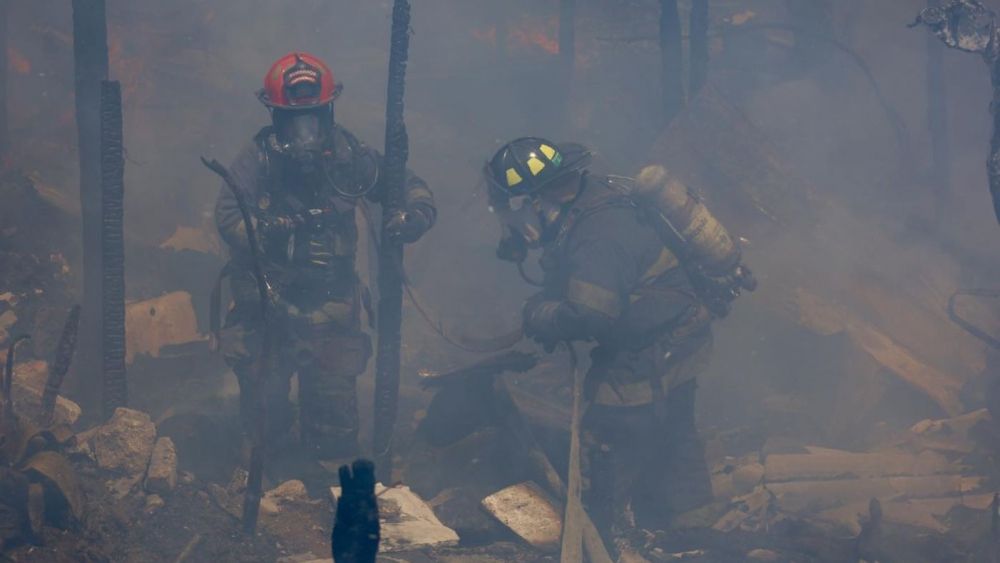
[
  {"xmin": 926, "ymin": 0, "xmax": 951, "ymax": 218},
  {"xmin": 690, "ymin": 0, "xmax": 709, "ymax": 96},
  {"xmin": 659, "ymin": 0, "xmax": 684, "ymax": 125},
  {"xmin": 0, "ymin": 0, "xmax": 9, "ymax": 158},
  {"xmin": 374, "ymin": 0, "xmax": 412, "ymax": 483},
  {"xmin": 990, "ymin": 49, "xmax": 1000, "ymax": 226},
  {"xmin": 72, "ymin": 0, "xmax": 109, "ymax": 415},
  {"xmin": 100, "ymin": 81, "xmax": 126, "ymax": 418}
]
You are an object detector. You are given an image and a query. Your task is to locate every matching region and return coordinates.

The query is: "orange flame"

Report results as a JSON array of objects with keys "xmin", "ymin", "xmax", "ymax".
[
  {"xmin": 509, "ymin": 21, "xmax": 560, "ymax": 55},
  {"xmin": 7, "ymin": 48, "xmax": 31, "ymax": 75},
  {"xmin": 471, "ymin": 17, "xmax": 561, "ymax": 56}
]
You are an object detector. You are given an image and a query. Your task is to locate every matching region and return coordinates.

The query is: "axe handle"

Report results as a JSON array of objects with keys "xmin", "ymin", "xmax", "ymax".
[
  {"xmin": 560, "ymin": 344, "xmax": 585, "ymax": 562},
  {"xmin": 494, "ymin": 374, "xmax": 612, "ymax": 563}
]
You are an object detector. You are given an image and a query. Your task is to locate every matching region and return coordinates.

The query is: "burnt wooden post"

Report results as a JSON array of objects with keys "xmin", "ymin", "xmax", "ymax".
[
  {"xmin": 72, "ymin": 0, "xmax": 109, "ymax": 415},
  {"xmin": 374, "ymin": 0, "xmax": 413, "ymax": 484},
  {"xmin": 926, "ymin": 0, "xmax": 951, "ymax": 217},
  {"xmin": 659, "ymin": 0, "xmax": 684, "ymax": 124},
  {"xmin": 100, "ymin": 80, "xmax": 126, "ymax": 418},
  {"xmin": 0, "ymin": 0, "xmax": 9, "ymax": 158},
  {"xmin": 690, "ymin": 0, "xmax": 710, "ymax": 96}
]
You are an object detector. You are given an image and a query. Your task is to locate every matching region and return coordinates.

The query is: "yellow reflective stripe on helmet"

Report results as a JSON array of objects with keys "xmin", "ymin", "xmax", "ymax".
[
  {"xmin": 526, "ymin": 157, "xmax": 546, "ymax": 176},
  {"xmin": 539, "ymin": 144, "xmax": 557, "ymax": 160},
  {"xmin": 506, "ymin": 167, "xmax": 523, "ymax": 187},
  {"xmin": 567, "ymin": 278, "xmax": 621, "ymax": 319},
  {"xmin": 638, "ymin": 247, "xmax": 680, "ymax": 286}
]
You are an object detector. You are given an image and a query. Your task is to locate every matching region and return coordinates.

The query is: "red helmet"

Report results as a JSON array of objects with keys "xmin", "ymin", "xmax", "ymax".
[{"xmin": 258, "ymin": 52, "xmax": 343, "ymax": 110}]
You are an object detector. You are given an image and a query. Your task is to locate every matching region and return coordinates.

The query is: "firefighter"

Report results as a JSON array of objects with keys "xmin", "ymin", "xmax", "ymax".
[
  {"xmin": 484, "ymin": 137, "xmax": 753, "ymax": 539},
  {"xmin": 215, "ymin": 53, "xmax": 435, "ymax": 462}
]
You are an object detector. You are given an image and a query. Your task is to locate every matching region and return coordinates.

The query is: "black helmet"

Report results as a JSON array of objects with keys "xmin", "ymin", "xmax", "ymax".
[{"xmin": 486, "ymin": 137, "xmax": 592, "ymax": 198}]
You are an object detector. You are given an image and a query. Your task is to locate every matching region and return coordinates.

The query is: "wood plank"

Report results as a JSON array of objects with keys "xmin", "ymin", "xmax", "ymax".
[
  {"xmin": 765, "ymin": 449, "xmax": 954, "ymax": 483},
  {"xmin": 768, "ymin": 475, "xmax": 984, "ymax": 513}
]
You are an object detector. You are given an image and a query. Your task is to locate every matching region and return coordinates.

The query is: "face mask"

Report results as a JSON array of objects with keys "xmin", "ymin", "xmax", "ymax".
[
  {"xmin": 273, "ymin": 108, "xmax": 329, "ymax": 172},
  {"xmin": 532, "ymin": 198, "xmax": 564, "ymax": 232},
  {"xmin": 491, "ymin": 195, "xmax": 543, "ymax": 248}
]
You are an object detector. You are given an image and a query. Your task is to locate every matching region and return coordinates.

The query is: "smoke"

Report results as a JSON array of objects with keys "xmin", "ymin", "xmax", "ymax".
[{"xmin": 7, "ymin": 0, "xmax": 1000, "ymax": 467}]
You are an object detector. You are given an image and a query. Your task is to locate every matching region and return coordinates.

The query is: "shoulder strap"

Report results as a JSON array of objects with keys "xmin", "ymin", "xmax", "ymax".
[
  {"xmin": 326, "ymin": 126, "xmax": 379, "ymax": 198},
  {"xmin": 253, "ymin": 126, "xmax": 279, "ymax": 198},
  {"xmin": 552, "ymin": 174, "xmax": 635, "ymax": 248}
]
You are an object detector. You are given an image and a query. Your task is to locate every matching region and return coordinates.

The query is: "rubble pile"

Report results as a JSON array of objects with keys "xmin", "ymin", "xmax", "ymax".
[
  {"xmin": 61, "ymin": 407, "xmax": 184, "ymax": 517},
  {"xmin": 8, "ymin": 360, "xmax": 81, "ymax": 427},
  {"xmin": 331, "ymin": 483, "xmax": 459, "ymax": 553}
]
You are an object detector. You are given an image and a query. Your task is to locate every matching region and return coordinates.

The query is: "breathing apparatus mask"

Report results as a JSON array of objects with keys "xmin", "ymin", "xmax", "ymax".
[{"xmin": 271, "ymin": 106, "xmax": 333, "ymax": 174}]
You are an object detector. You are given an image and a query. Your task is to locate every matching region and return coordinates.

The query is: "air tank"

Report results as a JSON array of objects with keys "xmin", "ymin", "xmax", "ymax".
[{"xmin": 633, "ymin": 165, "xmax": 739, "ymax": 276}]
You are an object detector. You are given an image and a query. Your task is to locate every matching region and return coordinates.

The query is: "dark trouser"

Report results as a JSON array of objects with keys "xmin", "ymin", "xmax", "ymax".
[
  {"xmin": 222, "ymin": 316, "xmax": 371, "ymax": 461},
  {"xmin": 582, "ymin": 380, "xmax": 711, "ymax": 535}
]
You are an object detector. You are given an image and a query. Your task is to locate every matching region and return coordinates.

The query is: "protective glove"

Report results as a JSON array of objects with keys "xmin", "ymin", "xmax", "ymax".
[
  {"xmin": 256, "ymin": 215, "xmax": 296, "ymax": 240},
  {"xmin": 523, "ymin": 294, "xmax": 564, "ymax": 352},
  {"xmin": 690, "ymin": 263, "xmax": 757, "ymax": 318},
  {"xmin": 332, "ymin": 459, "xmax": 380, "ymax": 563},
  {"xmin": 384, "ymin": 207, "xmax": 431, "ymax": 244}
]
